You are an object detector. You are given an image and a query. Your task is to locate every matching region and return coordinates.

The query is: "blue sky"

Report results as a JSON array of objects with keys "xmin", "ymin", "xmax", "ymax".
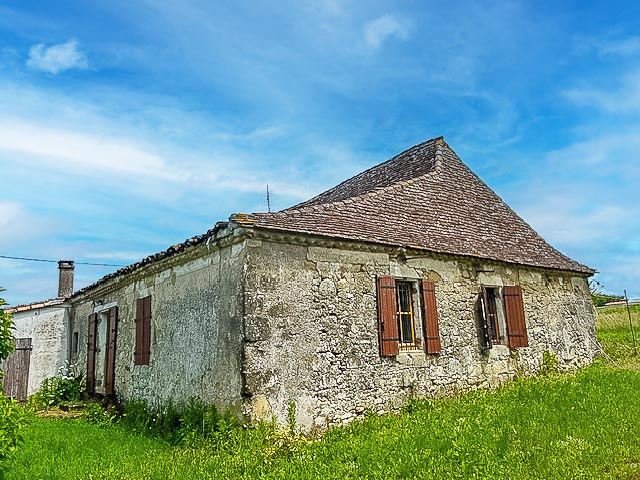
[{"xmin": 1, "ymin": 0, "xmax": 639, "ymax": 306}]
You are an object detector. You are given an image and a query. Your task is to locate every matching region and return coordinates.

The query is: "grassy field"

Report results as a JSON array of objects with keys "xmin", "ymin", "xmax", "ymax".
[{"xmin": 4, "ymin": 306, "xmax": 640, "ymax": 480}]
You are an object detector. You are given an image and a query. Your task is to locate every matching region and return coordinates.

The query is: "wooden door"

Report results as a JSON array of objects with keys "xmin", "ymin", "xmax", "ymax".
[
  {"xmin": 2, "ymin": 338, "xmax": 32, "ymax": 401},
  {"xmin": 104, "ymin": 307, "xmax": 118, "ymax": 396},
  {"xmin": 87, "ymin": 313, "xmax": 97, "ymax": 397}
]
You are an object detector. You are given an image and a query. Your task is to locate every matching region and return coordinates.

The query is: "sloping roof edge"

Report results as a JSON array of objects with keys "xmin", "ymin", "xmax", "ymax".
[{"xmin": 3, "ymin": 297, "xmax": 69, "ymax": 314}]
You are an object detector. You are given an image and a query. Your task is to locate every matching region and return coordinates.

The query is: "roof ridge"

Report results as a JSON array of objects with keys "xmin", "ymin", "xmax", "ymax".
[
  {"xmin": 258, "ymin": 151, "xmax": 448, "ymax": 219},
  {"xmin": 284, "ymin": 136, "xmax": 445, "ymax": 211}
]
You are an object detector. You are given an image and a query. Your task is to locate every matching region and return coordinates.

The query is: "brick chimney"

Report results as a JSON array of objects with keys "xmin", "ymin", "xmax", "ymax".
[{"xmin": 57, "ymin": 260, "xmax": 74, "ymax": 298}]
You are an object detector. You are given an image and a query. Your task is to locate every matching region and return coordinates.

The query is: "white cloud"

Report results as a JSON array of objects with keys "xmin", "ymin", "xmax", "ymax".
[
  {"xmin": 564, "ymin": 70, "xmax": 640, "ymax": 114},
  {"xmin": 545, "ymin": 130, "xmax": 640, "ymax": 170},
  {"xmin": 84, "ymin": 251, "xmax": 149, "ymax": 261},
  {"xmin": 519, "ymin": 199, "xmax": 629, "ymax": 247},
  {"xmin": 0, "ymin": 119, "xmax": 186, "ymax": 182},
  {"xmin": 0, "ymin": 201, "xmax": 23, "ymax": 229},
  {"xmin": 597, "ymin": 36, "xmax": 640, "ymax": 56},
  {"xmin": 362, "ymin": 14, "xmax": 409, "ymax": 49},
  {"xmin": 26, "ymin": 39, "xmax": 88, "ymax": 74}
]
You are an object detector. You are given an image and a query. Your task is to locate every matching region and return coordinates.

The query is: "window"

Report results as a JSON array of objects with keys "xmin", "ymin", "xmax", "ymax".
[
  {"xmin": 376, "ymin": 276, "xmax": 441, "ymax": 356},
  {"xmin": 396, "ymin": 281, "xmax": 417, "ymax": 348},
  {"xmin": 479, "ymin": 285, "xmax": 528, "ymax": 349},
  {"xmin": 71, "ymin": 331, "xmax": 79, "ymax": 355},
  {"xmin": 135, "ymin": 296, "xmax": 152, "ymax": 365}
]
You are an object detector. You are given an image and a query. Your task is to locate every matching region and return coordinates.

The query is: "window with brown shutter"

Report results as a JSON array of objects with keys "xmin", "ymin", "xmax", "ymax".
[
  {"xmin": 503, "ymin": 285, "xmax": 529, "ymax": 348},
  {"xmin": 376, "ymin": 276, "xmax": 439, "ymax": 356},
  {"xmin": 135, "ymin": 295, "xmax": 152, "ymax": 365},
  {"xmin": 478, "ymin": 285, "xmax": 529, "ymax": 350},
  {"xmin": 421, "ymin": 280, "xmax": 441, "ymax": 354}
]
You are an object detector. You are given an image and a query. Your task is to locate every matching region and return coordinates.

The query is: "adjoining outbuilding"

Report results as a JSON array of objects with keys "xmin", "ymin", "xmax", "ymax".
[
  {"xmin": 63, "ymin": 137, "xmax": 597, "ymax": 429},
  {"xmin": 2, "ymin": 261, "xmax": 75, "ymax": 401}
]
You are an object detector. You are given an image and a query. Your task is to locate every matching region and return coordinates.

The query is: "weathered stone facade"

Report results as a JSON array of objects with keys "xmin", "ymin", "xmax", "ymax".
[
  {"xmin": 241, "ymin": 234, "xmax": 596, "ymax": 429},
  {"xmin": 72, "ymin": 230, "xmax": 247, "ymax": 412},
  {"xmin": 65, "ymin": 225, "xmax": 596, "ymax": 430}
]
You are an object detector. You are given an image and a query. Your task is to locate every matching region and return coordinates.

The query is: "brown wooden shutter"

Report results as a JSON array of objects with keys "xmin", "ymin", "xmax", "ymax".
[
  {"xmin": 377, "ymin": 276, "xmax": 399, "ymax": 356},
  {"xmin": 135, "ymin": 298, "xmax": 144, "ymax": 365},
  {"xmin": 86, "ymin": 313, "xmax": 98, "ymax": 396},
  {"xmin": 421, "ymin": 280, "xmax": 441, "ymax": 354},
  {"xmin": 503, "ymin": 285, "xmax": 528, "ymax": 348},
  {"xmin": 104, "ymin": 307, "xmax": 118, "ymax": 396},
  {"xmin": 135, "ymin": 296, "xmax": 152, "ymax": 365},
  {"xmin": 142, "ymin": 296, "xmax": 152, "ymax": 365}
]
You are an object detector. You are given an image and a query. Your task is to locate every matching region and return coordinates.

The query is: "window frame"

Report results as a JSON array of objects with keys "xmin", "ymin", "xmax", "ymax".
[{"xmin": 377, "ymin": 276, "xmax": 441, "ymax": 356}]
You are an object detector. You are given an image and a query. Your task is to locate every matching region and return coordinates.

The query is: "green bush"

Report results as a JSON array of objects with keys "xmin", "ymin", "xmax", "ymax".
[
  {"xmin": 27, "ymin": 362, "xmax": 85, "ymax": 410},
  {"xmin": 0, "ymin": 288, "xmax": 15, "ymax": 384},
  {"xmin": 0, "ymin": 394, "xmax": 30, "ymax": 472}
]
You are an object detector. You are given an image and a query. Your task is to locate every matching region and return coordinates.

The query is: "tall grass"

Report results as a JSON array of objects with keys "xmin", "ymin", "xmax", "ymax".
[
  {"xmin": 6, "ymin": 362, "xmax": 640, "ymax": 479},
  {"xmin": 596, "ymin": 304, "xmax": 640, "ymax": 368}
]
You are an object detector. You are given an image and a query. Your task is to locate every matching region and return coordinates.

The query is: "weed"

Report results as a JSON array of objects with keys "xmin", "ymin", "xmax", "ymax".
[
  {"xmin": 287, "ymin": 401, "xmax": 296, "ymax": 435},
  {"xmin": 541, "ymin": 350, "xmax": 559, "ymax": 374},
  {"xmin": 82, "ymin": 402, "xmax": 117, "ymax": 427}
]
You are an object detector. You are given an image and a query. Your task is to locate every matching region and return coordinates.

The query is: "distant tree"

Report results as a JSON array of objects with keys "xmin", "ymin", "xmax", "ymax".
[
  {"xmin": 0, "ymin": 288, "xmax": 15, "ymax": 372},
  {"xmin": 589, "ymin": 280, "xmax": 623, "ymax": 307},
  {"xmin": 0, "ymin": 287, "xmax": 29, "ymax": 472}
]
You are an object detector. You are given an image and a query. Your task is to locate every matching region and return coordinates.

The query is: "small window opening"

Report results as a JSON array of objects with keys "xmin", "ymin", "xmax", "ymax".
[
  {"xmin": 396, "ymin": 281, "xmax": 417, "ymax": 350},
  {"xmin": 72, "ymin": 331, "xmax": 79, "ymax": 355}
]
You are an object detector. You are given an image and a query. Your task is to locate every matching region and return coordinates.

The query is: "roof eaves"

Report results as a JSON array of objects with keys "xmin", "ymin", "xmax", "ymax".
[
  {"xmin": 70, "ymin": 221, "xmax": 230, "ymax": 300},
  {"xmin": 3, "ymin": 297, "xmax": 68, "ymax": 314}
]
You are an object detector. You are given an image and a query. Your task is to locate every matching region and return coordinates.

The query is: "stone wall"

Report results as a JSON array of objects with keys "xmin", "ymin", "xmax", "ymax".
[
  {"xmin": 242, "ymin": 237, "xmax": 597, "ymax": 430},
  {"xmin": 11, "ymin": 305, "xmax": 70, "ymax": 396},
  {"xmin": 72, "ymin": 240, "xmax": 247, "ymax": 412}
]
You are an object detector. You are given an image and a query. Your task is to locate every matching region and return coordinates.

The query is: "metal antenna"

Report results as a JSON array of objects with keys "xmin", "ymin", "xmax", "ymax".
[{"xmin": 266, "ymin": 184, "xmax": 271, "ymax": 213}]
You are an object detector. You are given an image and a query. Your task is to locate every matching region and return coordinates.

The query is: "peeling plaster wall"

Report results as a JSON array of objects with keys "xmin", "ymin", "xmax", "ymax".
[
  {"xmin": 72, "ymin": 241, "xmax": 246, "ymax": 412},
  {"xmin": 11, "ymin": 306, "xmax": 70, "ymax": 396},
  {"xmin": 242, "ymin": 239, "xmax": 597, "ymax": 430}
]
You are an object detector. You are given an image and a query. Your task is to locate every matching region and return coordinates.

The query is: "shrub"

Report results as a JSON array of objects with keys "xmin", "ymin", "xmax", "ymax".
[
  {"xmin": 27, "ymin": 362, "xmax": 85, "ymax": 410},
  {"xmin": 0, "ymin": 394, "xmax": 30, "ymax": 471}
]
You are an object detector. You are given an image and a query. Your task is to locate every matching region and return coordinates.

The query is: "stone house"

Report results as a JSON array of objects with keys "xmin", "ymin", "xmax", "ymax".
[
  {"xmin": 2, "ymin": 261, "xmax": 75, "ymax": 400},
  {"xmin": 69, "ymin": 137, "xmax": 597, "ymax": 429}
]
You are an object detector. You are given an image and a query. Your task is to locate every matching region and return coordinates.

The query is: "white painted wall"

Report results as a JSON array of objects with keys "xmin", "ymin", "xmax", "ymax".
[{"xmin": 11, "ymin": 305, "xmax": 70, "ymax": 396}]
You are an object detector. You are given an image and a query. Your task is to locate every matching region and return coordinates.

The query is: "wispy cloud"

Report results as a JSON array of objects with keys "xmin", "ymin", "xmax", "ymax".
[
  {"xmin": 0, "ymin": 201, "xmax": 23, "ymax": 230},
  {"xmin": 520, "ymin": 199, "xmax": 630, "ymax": 247},
  {"xmin": 0, "ymin": 118, "xmax": 185, "ymax": 181},
  {"xmin": 26, "ymin": 39, "xmax": 88, "ymax": 74},
  {"xmin": 596, "ymin": 36, "xmax": 640, "ymax": 56},
  {"xmin": 362, "ymin": 14, "xmax": 409, "ymax": 49},
  {"xmin": 565, "ymin": 69, "xmax": 640, "ymax": 114}
]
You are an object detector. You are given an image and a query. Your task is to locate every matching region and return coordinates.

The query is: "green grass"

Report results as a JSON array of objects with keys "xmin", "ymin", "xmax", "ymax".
[{"xmin": 5, "ymin": 308, "xmax": 640, "ymax": 479}]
